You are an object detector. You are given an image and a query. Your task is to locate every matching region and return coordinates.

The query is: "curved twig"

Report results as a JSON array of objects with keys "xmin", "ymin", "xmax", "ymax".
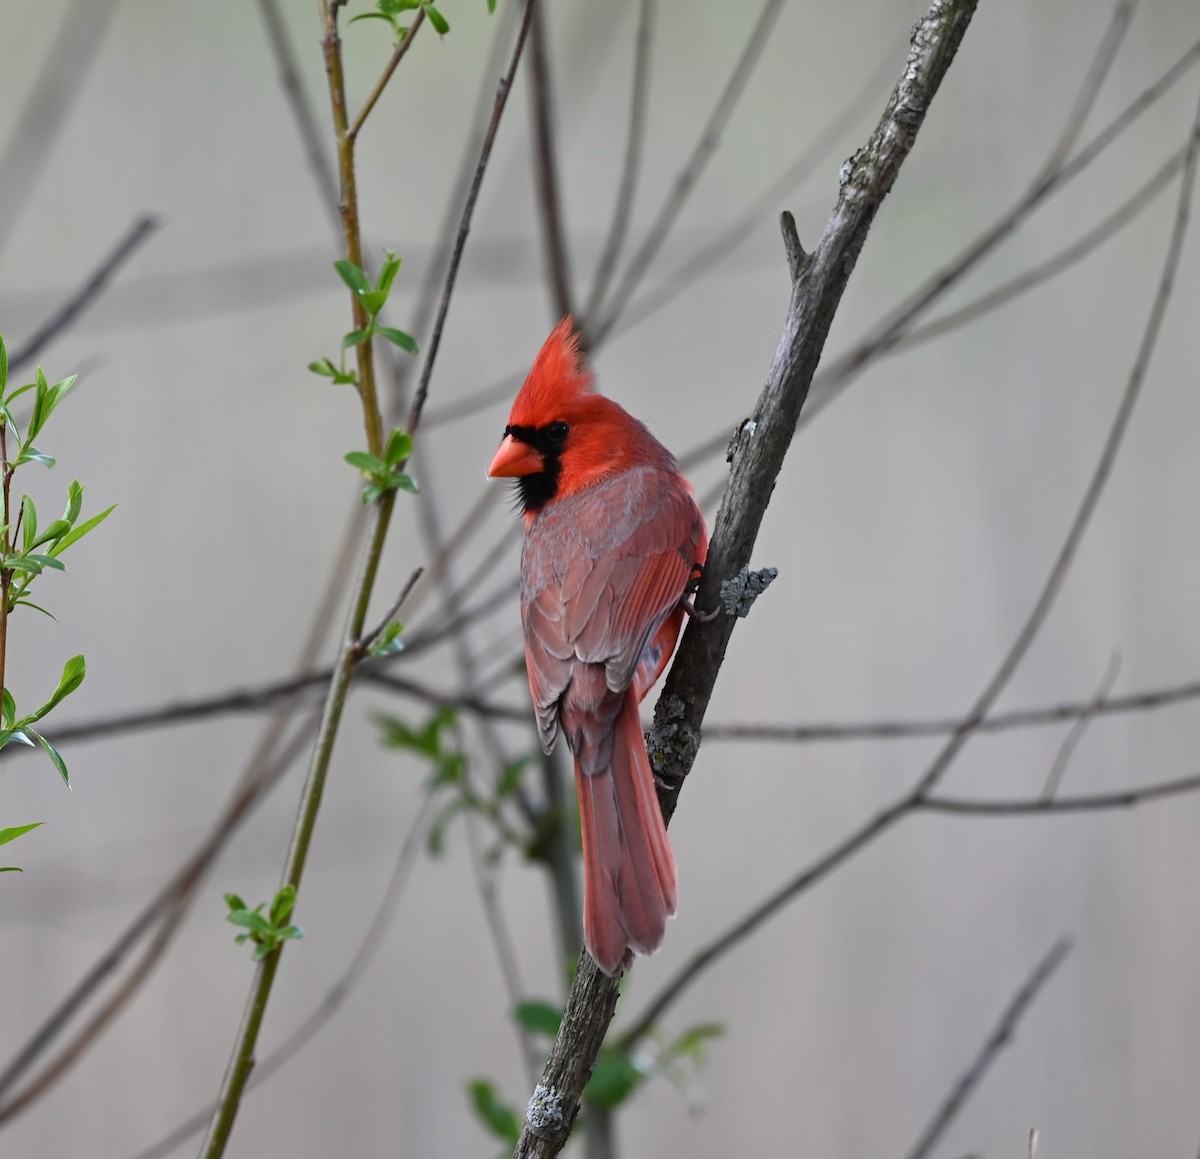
[
  {"xmin": 405, "ymin": 0, "xmax": 539, "ymax": 438},
  {"xmin": 902, "ymin": 939, "xmax": 1073, "ymax": 1159}
]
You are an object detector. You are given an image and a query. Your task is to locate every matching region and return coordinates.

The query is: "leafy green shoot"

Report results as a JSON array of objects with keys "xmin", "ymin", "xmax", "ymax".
[
  {"xmin": 224, "ymin": 886, "xmax": 306, "ymax": 961},
  {"xmin": 310, "ymin": 250, "xmax": 418, "ymax": 387}
]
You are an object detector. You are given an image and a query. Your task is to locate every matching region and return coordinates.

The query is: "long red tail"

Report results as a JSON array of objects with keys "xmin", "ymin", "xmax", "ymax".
[{"xmin": 575, "ymin": 691, "xmax": 678, "ymax": 975}]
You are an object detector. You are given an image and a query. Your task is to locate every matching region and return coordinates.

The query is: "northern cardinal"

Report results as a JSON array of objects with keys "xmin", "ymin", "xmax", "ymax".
[{"xmin": 488, "ymin": 318, "xmax": 708, "ymax": 975}]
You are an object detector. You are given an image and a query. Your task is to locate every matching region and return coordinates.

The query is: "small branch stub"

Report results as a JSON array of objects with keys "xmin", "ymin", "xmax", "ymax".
[
  {"xmin": 720, "ymin": 565, "xmax": 778, "ymax": 618},
  {"xmin": 524, "ymin": 1083, "xmax": 567, "ymax": 1141},
  {"xmin": 780, "ymin": 209, "xmax": 809, "ymax": 283},
  {"xmin": 648, "ymin": 693, "xmax": 699, "ymax": 796}
]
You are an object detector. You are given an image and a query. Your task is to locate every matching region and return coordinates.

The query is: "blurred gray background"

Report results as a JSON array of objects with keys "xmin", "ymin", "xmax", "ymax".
[{"xmin": 2, "ymin": 1, "xmax": 1200, "ymax": 1156}]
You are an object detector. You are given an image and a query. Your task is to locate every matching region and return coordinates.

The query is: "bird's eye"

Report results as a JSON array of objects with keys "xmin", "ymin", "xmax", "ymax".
[{"xmin": 546, "ymin": 421, "xmax": 569, "ymax": 443}]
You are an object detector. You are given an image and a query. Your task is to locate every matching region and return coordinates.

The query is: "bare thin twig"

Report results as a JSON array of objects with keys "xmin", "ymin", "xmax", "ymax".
[
  {"xmin": 901, "ymin": 939, "xmax": 1073, "ymax": 1159},
  {"xmin": 9, "ymin": 215, "xmax": 162, "ymax": 373},
  {"xmin": 675, "ymin": 122, "xmax": 1198, "ymax": 484},
  {"xmin": 1041, "ymin": 653, "xmax": 1121, "ymax": 801},
  {"xmin": 800, "ymin": 30, "xmax": 1200, "ymax": 431},
  {"xmin": 353, "ymin": 566, "xmax": 423, "ymax": 657},
  {"xmin": 423, "ymin": 35, "xmax": 897, "ymax": 431},
  {"xmin": 383, "ymin": 0, "xmax": 524, "ymax": 427},
  {"xmin": 610, "ymin": 36, "xmax": 901, "ymax": 343},
  {"xmin": 588, "ymin": 0, "xmax": 786, "ymax": 344},
  {"xmin": 0, "ymin": 0, "xmax": 122, "ymax": 265},
  {"xmin": 527, "ymin": 1, "xmax": 574, "ymax": 320},
  {"xmin": 923, "ymin": 771, "xmax": 1200, "ymax": 815},
  {"xmin": 894, "ymin": 144, "xmax": 1187, "ymax": 355},
  {"xmin": 583, "ymin": 0, "xmax": 655, "ymax": 324},
  {"xmin": 405, "ymin": 0, "xmax": 539, "ymax": 438},
  {"xmin": 256, "ymin": 0, "xmax": 341, "ymax": 231},
  {"xmin": 1035, "ymin": 0, "xmax": 1135, "ymax": 181},
  {"xmin": 702, "ymin": 676, "xmax": 1200, "ymax": 742},
  {"xmin": 348, "ymin": 10, "xmax": 425, "ymax": 140}
]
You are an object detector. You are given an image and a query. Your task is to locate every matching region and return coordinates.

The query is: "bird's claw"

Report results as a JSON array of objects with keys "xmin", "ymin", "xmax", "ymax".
[{"xmin": 679, "ymin": 595, "xmax": 719, "ymax": 623}]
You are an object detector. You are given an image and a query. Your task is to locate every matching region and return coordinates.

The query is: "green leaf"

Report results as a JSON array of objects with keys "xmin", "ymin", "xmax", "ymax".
[
  {"xmin": 486, "ymin": 0, "xmax": 496, "ymax": 13},
  {"xmin": 0, "ymin": 402, "xmax": 18, "ymax": 440},
  {"xmin": 25, "ymin": 553, "xmax": 65, "ymax": 572},
  {"xmin": 20, "ymin": 496, "xmax": 36, "ymax": 555},
  {"xmin": 431, "ymin": 751, "xmax": 466, "ymax": 789},
  {"xmin": 584, "ymin": 1050, "xmax": 644, "ymax": 1108},
  {"xmin": 3, "ymin": 556, "xmax": 46, "ymax": 576},
  {"xmin": 497, "ymin": 757, "xmax": 531, "ymax": 798},
  {"xmin": 32, "ymin": 518, "xmax": 70, "ymax": 550},
  {"xmin": 224, "ymin": 892, "xmax": 248, "ymax": 912},
  {"xmin": 361, "ymin": 484, "xmax": 384, "ymax": 504},
  {"xmin": 342, "ymin": 329, "xmax": 371, "ymax": 349},
  {"xmin": 19, "ymin": 654, "xmax": 86, "ymax": 727},
  {"xmin": 344, "ymin": 451, "xmax": 387, "ymax": 474},
  {"xmin": 423, "ymin": 3, "xmax": 450, "ymax": 35},
  {"xmin": 226, "ymin": 909, "xmax": 273, "ymax": 934},
  {"xmin": 379, "ymin": 0, "xmax": 421, "ymax": 13},
  {"xmin": 0, "ymin": 822, "xmax": 42, "ymax": 847},
  {"xmin": 27, "ymin": 369, "xmax": 48, "ymax": 441},
  {"xmin": 16, "ymin": 448, "xmax": 55, "ymax": 469},
  {"xmin": 383, "ymin": 429, "xmax": 413, "ymax": 465},
  {"xmin": 426, "ymin": 798, "xmax": 468, "ymax": 855},
  {"xmin": 11, "ymin": 600, "xmax": 57, "ymax": 620},
  {"xmin": 4, "ymin": 380, "xmax": 37, "ymax": 406},
  {"xmin": 270, "ymin": 884, "xmax": 296, "ymax": 926},
  {"xmin": 25, "ymin": 728, "xmax": 70, "ymax": 788},
  {"xmin": 29, "ymin": 374, "xmax": 76, "ymax": 439},
  {"xmin": 63, "ymin": 481, "xmax": 83, "ymax": 526},
  {"xmin": 2, "ymin": 688, "xmax": 14, "ymax": 728},
  {"xmin": 349, "ymin": 10, "xmax": 398, "ymax": 25},
  {"xmin": 376, "ymin": 251, "xmax": 402, "ymax": 298},
  {"xmin": 389, "ymin": 472, "xmax": 419, "ymax": 494},
  {"xmin": 334, "ymin": 259, "xmax": 371, "ymax": 295},
  {"xmin": 377, "ymin": 326, "xmax": 419, "ymax": 355},
  {"xmin": 367, "ymin": 619, "xmax": 405, "ymax": 659},
  {"xmin": 375, "ymin": 706, "xmax": 456, "ymax": 757},
  {"xmin": 661, "ymin": 1022, "xmax": 726, "ymax": 1066},
  {"xmin": 513, "ymin": 1000, "xmax": 563, "ymax": 1038},
  {"xmin": 308, "ymin": 358, "xmax": 340, "ymax": 378},
  {"xmin": 465, "ymin": 1080, "xmax": 520, "ymax": 1145},
  {"xmin": 49, "ymin": 504, "xmax": 115, "ymax": 557},
  {"xmin": 0, "ymin": 334, "xmax": 6, "ymax": 391},
  {"xmin": 358, "ymin": 290, "xmax": 387, "ymax": 316}
]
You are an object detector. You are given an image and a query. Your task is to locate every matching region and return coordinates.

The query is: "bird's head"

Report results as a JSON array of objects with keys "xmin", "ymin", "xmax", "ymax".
[{"xmin": 489, "ymin": 317, "xmax": 647, "ymax": 514}]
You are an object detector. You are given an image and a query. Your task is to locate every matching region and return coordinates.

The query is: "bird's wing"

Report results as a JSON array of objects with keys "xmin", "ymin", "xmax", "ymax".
[{"xmin": 521, "ymin": 468, "xmax": 704, "ymax": 747}]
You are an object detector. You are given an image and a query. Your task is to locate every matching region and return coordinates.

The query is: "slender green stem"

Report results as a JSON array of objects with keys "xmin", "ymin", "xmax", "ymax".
[
  {"xmin": 196, "ymin": 1, "xmax": 417, "ymax": 1152},
  {"xmin": 0, "ymin": 423, "xmax": 10, "ymax": 706},
  {"xmin": 321, "ymin": 7, "xmax": 383, "ymax": 456},
  {"xmin": 348, "ymin": 9, "xmax": 425, "ymax": 141}
]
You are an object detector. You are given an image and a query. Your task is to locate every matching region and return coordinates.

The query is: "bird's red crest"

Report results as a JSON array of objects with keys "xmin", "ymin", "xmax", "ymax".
[{"xmin": 507, "ymin": 316, "xmax": 592, "ymax": 426}]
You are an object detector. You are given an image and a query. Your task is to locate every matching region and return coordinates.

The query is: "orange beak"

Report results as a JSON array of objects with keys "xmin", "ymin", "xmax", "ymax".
[{"xmin": 488, "ymin": 433, "xmax": 544, "ymax": 478}]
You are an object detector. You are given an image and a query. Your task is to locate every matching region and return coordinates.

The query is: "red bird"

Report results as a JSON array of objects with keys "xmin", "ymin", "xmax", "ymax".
[{"xmin": 488, "ymin": 318, "xmax": 708, "ymax": 975}]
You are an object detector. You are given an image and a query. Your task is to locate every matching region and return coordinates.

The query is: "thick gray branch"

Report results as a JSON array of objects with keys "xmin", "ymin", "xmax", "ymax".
[
  {"xmin": 511, "ymin": 3, "xmax": 979, "ymax": 1155},
  {"xmin": 653, "ymin": 0, "xmax": 978, "ymax": 821}
]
